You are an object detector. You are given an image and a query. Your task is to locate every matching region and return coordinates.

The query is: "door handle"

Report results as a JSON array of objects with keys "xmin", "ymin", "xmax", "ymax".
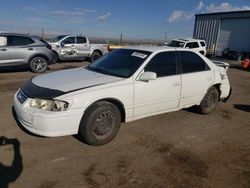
[
  {"xmin": 172, "ymin": 82, "xmax": 181, "ymax": 87},
  {"xmin": 0, "ymin": 49, "xmax": 7, "ymax": 51},
  {"xmin": 27, "ymin": 48, "xmax": 34, "ymax": 51}
]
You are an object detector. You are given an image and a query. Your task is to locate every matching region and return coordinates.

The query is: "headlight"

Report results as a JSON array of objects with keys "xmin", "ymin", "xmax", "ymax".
[{"xmin": 30, "ymin": 98, "xmax": 69, "ymax": 111}]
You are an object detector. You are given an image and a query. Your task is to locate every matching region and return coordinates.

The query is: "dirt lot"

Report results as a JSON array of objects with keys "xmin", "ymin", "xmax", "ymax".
[{"xmin": 0, "ymin": 62, "xmax": 250, "ymax": 188}]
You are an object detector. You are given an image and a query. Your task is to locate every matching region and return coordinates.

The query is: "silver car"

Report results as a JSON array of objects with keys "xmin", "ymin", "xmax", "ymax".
[{"xmin": 0, "ymin": 33, "xmax": 55, "ymax": 73}]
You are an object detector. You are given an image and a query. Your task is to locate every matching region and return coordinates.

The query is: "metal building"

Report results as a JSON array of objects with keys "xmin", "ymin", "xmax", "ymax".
[{"xmin": 193, "ymin": 10, "xmax": 250, "ymax": 56}]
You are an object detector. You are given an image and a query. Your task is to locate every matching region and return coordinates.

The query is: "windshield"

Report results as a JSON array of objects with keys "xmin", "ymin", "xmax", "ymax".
[
  {"xmin": 167, "ymin": 40, "xmax": 185, "ymax": 47},
  {"xmin": 86, "ymin": 49, "xmax": 152, "ymax": 78},
  {"xmin": 46, "ymin": 35, "xmax": 68, "ymax": 43}
]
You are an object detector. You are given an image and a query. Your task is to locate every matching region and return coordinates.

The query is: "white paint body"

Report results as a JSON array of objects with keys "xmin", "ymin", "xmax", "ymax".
[{"xmin": 14, "ymin": 47, "xmax": 231, "ymax": 137}]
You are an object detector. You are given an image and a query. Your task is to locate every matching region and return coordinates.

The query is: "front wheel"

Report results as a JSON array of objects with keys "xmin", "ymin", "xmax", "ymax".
[
  {"xmin": 198, "ymin": 86, "xmax": 219, "ymax": 114},
  {"xmin": 29, "ymin": 56, "xmax": 48, "ymax": 73},
  {"xmin": 79, "ymin": 101, "xmax": 121, "ymax": 146}
]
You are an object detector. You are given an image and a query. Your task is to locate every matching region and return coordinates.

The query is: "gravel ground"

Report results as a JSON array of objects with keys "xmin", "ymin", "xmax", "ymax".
[{"xmin": 0, "ymin": 61, "xmax": 249, "ymax": 188}]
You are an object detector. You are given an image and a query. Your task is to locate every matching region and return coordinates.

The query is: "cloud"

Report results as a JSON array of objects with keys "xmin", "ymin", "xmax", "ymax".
[
  {"xmin": 196, "ymin": 1, "xmax": 204, "ymax": 11},
  {"xmin": 205, "ymin": 3, "xmax": 250, "ymax": 13},
  {"xmin": 167, "ymin": 2, "xmax": 250, "ymax": 23},
  {"xmin": 50, "ymin": 9, "xmax": 96, "ymax": 24},
  {"xmin": 51, "ymin": 10, "xmax": 85, "ymax": 17},
  {"xmin": 97, "ymin": 12, "xmax": 111, "ymax": 21},
  {"xmin": 22, "ymin": 6, "xmax": 38, "ymax": 12},
  {"xmin": 167, "ymin": 10, "xmax": 193, "ymax": 23}
]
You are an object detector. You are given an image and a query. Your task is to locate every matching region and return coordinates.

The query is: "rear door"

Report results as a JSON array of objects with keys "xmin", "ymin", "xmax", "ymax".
[
  {"xmin": 0, "ymin": 36, "xmax": 10, "ymax": 65},
  {"xmin": 75, "ymin": 37, "xmax": 91, "ymax": 58},
  {"xmin": 185, "ymin": 42, "xmax": 200, "ymax": 53},
  {"xmin": 134, "ymin": 51, "xmax": 181, "ymax": 118},
  {"xmin": 7, "ymin": 35, "xmax": 35, "ymax": 65},
  {"xmin": 178, "ymin": 51, "xmax": 214, "ymax": 108}
]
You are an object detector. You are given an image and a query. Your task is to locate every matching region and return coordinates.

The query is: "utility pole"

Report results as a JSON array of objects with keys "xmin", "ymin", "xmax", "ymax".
[
  {"xmin": 119, "ymin": 33, "xmax": 123, "ymax": 45},
  {"xmin": 165, "ymin": 32, "xmax": 168, "ymax": 43},
  {"xmin": 42, "ymin": 28, "xmax": 44, "ymax": 39}
]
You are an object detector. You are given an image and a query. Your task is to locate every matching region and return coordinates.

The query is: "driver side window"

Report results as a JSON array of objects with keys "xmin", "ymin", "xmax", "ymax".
[
  {"xmin": 0, "ymin": 36, "xmax": 7, "ymax": 47},
  {"xmin": 62, "ymin": 37, "xmax": 76, "ymax": 45}
]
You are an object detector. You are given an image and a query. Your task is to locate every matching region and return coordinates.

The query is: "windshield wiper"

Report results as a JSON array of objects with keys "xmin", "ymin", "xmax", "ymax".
[{"xmin": 86, "ymin": 66, "xmax": 114, "ymax": 76}]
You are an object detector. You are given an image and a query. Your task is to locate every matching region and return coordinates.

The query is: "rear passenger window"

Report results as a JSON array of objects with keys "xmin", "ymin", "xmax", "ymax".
[
  {"xmin": 186, "ymin": 42, "xmax": 199, "ymax": 48},
  {"xmin": 180, "ymin": 51, "xmax": 210, "ymax": 73},
  {"xmin": 77, "ymin": 37, "xmax": 87, "ymax": 44},
  {"xmin": 8, "ymin": 36, "xmax": 34, "ymax": 46},
  {"xmin": 200, "ymin": 41, "xmax": 206, "ymax": 47},
  {"xmin": 145, "ymin": 52, "xmax": 177, "ymax": 77}
]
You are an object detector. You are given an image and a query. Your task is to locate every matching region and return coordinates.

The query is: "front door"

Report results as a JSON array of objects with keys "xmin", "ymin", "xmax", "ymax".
[
  {"xmin": 60, "ymin": 36, "xmax": 79, "ymax": 59},
  {"xmin": 0, "ymin": 36, "xmax": 10, "ymax": 65},
  {"xmin": 134, "ymin": 51, "xmax": 181, "ymax": 118}
]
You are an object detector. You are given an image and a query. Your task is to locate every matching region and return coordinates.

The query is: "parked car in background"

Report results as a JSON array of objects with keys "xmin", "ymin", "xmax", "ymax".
[
  {"xmin": 48, "ymin": 35, "xmax": 109, "ymax": 62},
  {"xmin": 166, "ymin": 38, "xmax": 207, "ymax": 55},
  {"xmin": 14, "ymin": 46, "xmax": 231, "ymax": 146},
  {"xmin": 0, "ymin": 33, "xmax": 55, "ymax": 73}
]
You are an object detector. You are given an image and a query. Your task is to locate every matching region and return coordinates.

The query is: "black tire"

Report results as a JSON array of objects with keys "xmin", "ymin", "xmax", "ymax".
[
  {"xmin": 90, "ymin": 51, "xmax": 101, "ymax": 63},
  {"xmin": 79, "ymin": 101, "xmax": 121, "ymax": 146},
  {"xmin": 29, "ymin": 56, "xmax": 48, "ymax": 73},
  {"xmin": 198, "ymin": 86, "xmax": 219, "ymax": 114}
]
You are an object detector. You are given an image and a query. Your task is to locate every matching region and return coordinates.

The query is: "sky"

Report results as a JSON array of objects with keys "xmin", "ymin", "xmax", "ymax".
[{"xmin": 0, "ymin": 0, "xmax": 250, "ymax": 40}]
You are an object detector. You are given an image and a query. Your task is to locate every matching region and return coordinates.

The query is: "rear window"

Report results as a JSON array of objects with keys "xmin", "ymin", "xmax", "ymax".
[{"xmin": 8, "ymin": 36, "xmax": 34, "ymax": 46}]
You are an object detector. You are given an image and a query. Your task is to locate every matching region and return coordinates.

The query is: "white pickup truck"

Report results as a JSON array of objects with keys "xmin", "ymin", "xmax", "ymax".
[{"xmin": 48, "ymin": 35, "xmax": 109, "ymax": 62}]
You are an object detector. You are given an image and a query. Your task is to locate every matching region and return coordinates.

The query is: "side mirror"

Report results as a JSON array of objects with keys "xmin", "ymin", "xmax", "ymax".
[
  {"xmin": 139, "ymin": 72, "xmax": 157, "ymax": 81},
  {"xmin": 60, "ymin": 41, "xmax": 65, "ymax": 47},
  {"xmin": 185, "ymin": 46, "xmax": 190, "ymax": 49}
]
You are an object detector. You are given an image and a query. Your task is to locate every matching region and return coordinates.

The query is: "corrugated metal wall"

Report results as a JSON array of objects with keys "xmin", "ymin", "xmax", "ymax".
[
  {"xmin": 193, "ymin": 17, "xmax": 220, "ymax": 53},
  {"xmin": 193, "ymin": 11, "xmax": 250, "ymax": 56}
]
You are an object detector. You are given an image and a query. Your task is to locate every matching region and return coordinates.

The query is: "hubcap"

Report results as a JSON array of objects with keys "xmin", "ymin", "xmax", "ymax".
[
  {"xmin": 91, "ymin": 111, "xmax": 116, "ymax": 139},
  {"xmin": 33, "ymin": 58, "xmax": 46, "ymax": 71},
  {"xmin": 206, "ymin": 92, "xmax": 216, "ymax": 107},
  {"xmin": 92, "ymin": 54, "xmax": 100, "ymax": 61}
]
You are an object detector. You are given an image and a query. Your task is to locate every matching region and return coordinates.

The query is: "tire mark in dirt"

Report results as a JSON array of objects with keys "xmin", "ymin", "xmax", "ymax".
[
  {"xmin": 83, "ymin": 163, "xmax": 100, "ymax": 188},
  {"xmin": 39, "ymin": 180, "xmax": 58, "ymax": 188},
  {"xmin": 220, "ymin": 109, "xmax": 233, "ymax": 120},
  {"xmin": 134, "ymin": 134, "xmax": 209, "ymax": 188},
  {"xmin": 0, "ymin": 80, "xmax": 23, "ymax": 92}
]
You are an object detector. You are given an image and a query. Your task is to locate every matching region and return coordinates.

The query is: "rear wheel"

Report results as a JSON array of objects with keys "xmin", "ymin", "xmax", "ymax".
[
  {"xmin": 29, "ymin": 56, "xmax": 48, "ymax": 73},
  {"xmin": 90, "ymin": 51, "xmax": 101, "ymax": 63},
  {"xmin": 198, "ymin": 86, "xmax": 219, "ymax": 114},
  {"xmin": 79, "ymin": 101, "xmax": 121, "ymax": 146}
]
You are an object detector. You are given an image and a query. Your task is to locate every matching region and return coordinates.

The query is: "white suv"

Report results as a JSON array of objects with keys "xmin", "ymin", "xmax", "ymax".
[{"xmin": 167, "ymin": 38, "xmax": 207, "ymax": 55}]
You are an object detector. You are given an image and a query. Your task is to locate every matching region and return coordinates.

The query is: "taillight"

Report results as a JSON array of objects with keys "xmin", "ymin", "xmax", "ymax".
[{"xmin": 107, "ymin": 45, "xmax": 111, "ymax": 52}]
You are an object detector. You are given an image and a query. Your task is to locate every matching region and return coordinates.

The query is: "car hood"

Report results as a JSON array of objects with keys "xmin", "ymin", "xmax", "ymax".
[{"xmin": 32, "ymin": 68, "xmax": 123, "ymax": 92}]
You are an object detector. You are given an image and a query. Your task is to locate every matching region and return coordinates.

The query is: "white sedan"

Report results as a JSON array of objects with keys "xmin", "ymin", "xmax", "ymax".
[{"xmin": 14, "ymin": 47, "xmax": 231, "ymax": 145}]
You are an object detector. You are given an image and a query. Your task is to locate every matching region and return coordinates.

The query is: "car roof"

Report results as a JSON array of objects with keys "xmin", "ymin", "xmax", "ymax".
[
  {"xmin": 172, "ymin": 38, "xmax": 205, "ymax": 42},
  {"xmin": 0, "ymin": 32, "xmax": 31, "ymax": 36},
  {"xmin": 124, "ymin": 45, "xmax": 177, "ymax": 53},
  {"xmin": 123, "ymin": 46, "xmax": 204, "ymax": 54}
]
